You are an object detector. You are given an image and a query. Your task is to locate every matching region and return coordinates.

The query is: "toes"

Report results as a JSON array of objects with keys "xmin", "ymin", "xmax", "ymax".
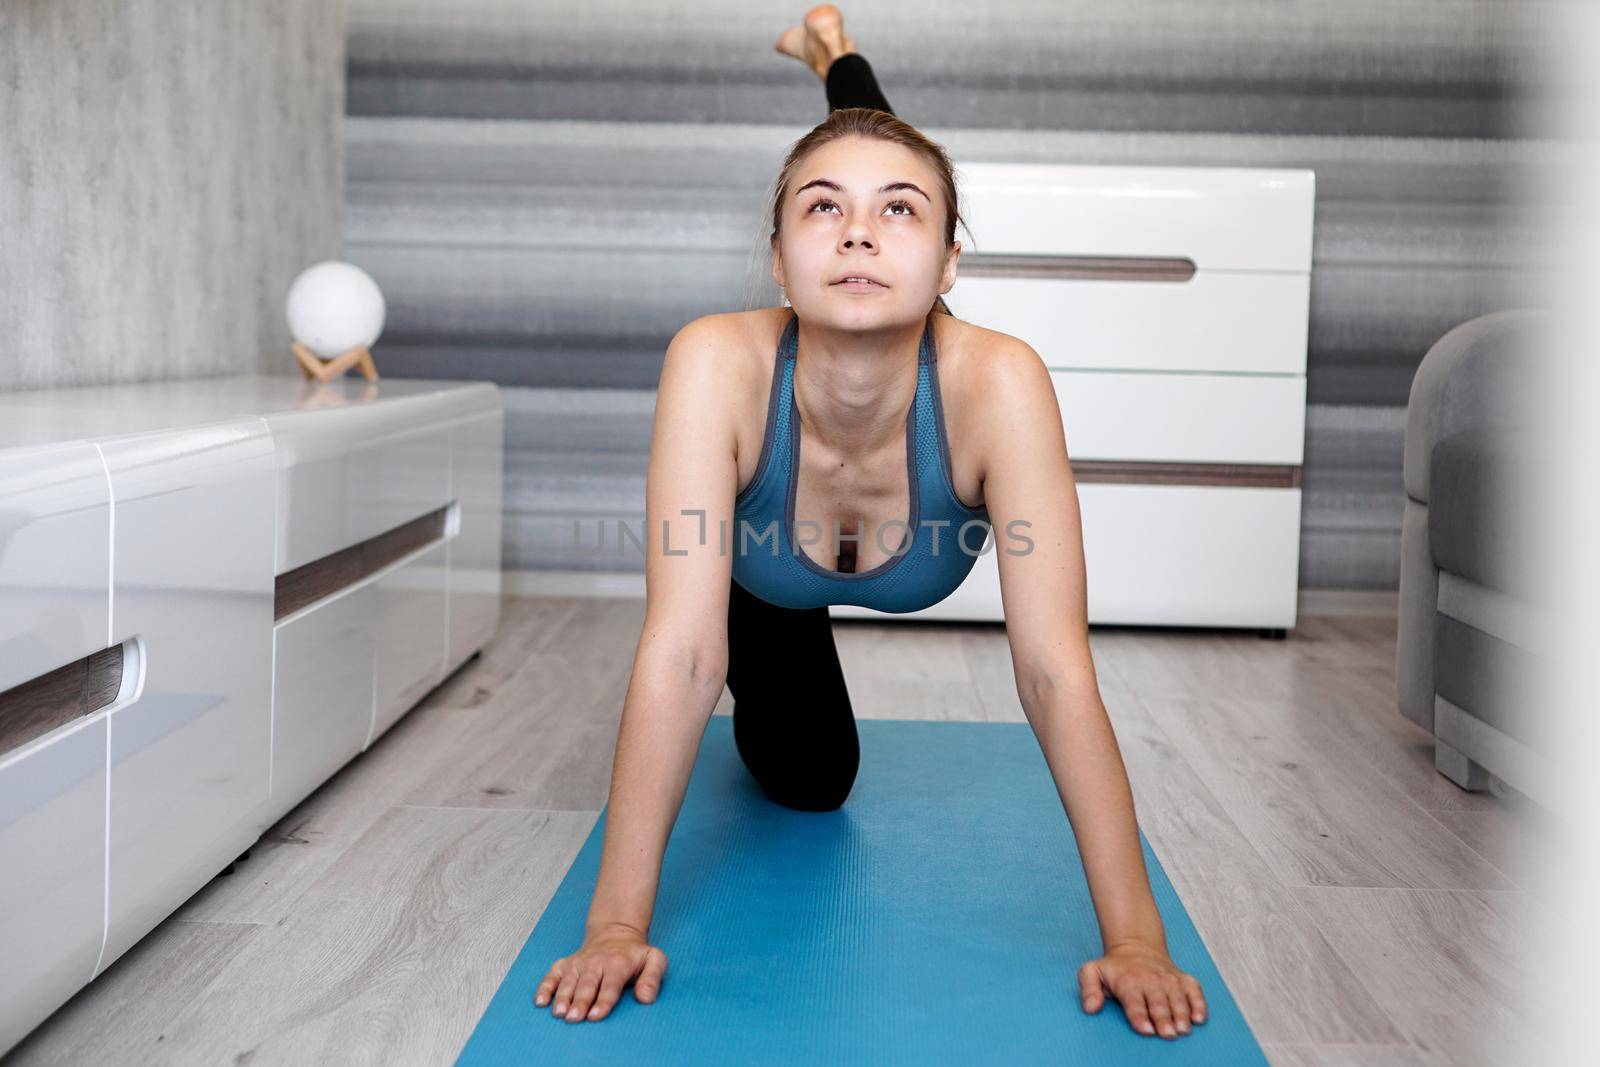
[{"xmin": 774, "ymin": 26, "xmax": 806, "ymax": 58}]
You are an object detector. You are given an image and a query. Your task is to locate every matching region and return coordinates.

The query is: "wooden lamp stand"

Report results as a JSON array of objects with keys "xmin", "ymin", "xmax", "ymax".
[{"xmin": 292, "ymin": 341, "xmax": 379, "ymax": 382}]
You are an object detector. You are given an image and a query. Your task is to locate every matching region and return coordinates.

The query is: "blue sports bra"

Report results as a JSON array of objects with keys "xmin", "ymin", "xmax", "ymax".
[{"xmin": 731, "ymin": 312, "xmax": 991, "ymax": 613}]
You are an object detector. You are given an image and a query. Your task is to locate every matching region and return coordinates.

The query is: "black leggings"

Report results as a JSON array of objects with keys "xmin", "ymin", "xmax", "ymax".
[
  {"xmin": 824, "ymin": 53, "xmax": 894, "ymax": 116},
  {"xmin": 725, "ymin": 54, "xmax": 894, "ymax": 813}
]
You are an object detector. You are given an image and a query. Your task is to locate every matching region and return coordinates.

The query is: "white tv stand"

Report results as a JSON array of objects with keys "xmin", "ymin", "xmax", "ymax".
[{"xmin": 0, "ymin": 375, "xmax": 503, "ymax": 1055}]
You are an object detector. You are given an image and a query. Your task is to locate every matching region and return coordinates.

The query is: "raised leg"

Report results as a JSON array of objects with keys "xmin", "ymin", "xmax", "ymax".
[
  {"xmin": 726, "ymin": 577, "xmax": 860, "ymax": 811},
  {"xmin": 825, "ymin": 53, "xmax": 893, "ymax": 115},
  {"xmin": 775, "ymin": 5, "xmax": 895, "ymax": 115}
]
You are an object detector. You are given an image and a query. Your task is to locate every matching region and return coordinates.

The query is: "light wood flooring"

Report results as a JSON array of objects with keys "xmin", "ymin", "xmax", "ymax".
[{"xmin": 5, "ymin": 596, "xmax": 1557, "ymax": 1065}]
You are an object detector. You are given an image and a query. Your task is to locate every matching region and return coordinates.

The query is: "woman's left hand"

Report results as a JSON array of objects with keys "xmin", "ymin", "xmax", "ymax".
[{"xmin": 1078, "ymin": 941, "xmax": 1208, "ymax": 1039}]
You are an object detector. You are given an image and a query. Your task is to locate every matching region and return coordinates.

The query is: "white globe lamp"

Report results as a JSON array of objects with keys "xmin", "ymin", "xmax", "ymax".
[{"xmin": 285, "ymin": 260, "xmax": 386, "ymax": 382}]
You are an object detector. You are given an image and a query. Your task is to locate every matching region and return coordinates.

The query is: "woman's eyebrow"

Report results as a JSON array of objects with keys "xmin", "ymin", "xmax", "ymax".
[{"xmin": 795, "ymin": 178, "xmax": 930, "ymax": 202}]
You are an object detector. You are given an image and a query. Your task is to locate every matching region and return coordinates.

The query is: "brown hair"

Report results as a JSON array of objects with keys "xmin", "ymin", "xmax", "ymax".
[{"xmin": 768, "ymin": 107, "xmax": 965, "ymax": 317}]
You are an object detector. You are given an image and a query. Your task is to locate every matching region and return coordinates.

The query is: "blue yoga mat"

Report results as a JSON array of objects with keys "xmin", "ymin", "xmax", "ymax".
[{"xmin": 457, "ymin": 716, "xmax": 1268, "ymax": 1065}]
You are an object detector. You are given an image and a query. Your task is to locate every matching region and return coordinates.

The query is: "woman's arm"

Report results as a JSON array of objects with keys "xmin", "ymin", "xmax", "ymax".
[
  {"xmin": 974, "ymin": 335, "xmax": 1208, "ymax": 1040},
  {"xmin": 536, "ymin": 314, "xmax": 742, "ymax": 1023},
  {"xmin": 585, "ymin": 314, "xmax": 740, "ymax": 933}
]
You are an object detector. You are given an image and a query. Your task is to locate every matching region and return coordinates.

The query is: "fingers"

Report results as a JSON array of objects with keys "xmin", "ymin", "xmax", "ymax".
[
  {"xmin": 1165, "ymin": 975, "xmax": 1193, "ymax": 1034},
  {"xmin": 1183, "ymin": 974, "xmax": 1208, "ymax": 1025},
  {"xmin": 1120, "ymin": 975, "xmax": 1197, "ymax": 1038},
  {"xmin": 585, "ymin": 969, "xmax": 627, "ymax": 1021},
  {"xmin": 1145, "ymin": 983, "xmax": 1177, "ymax": 1038},
  {"xmin": 537, "ymin": 945, "xmax": 668, "ymax": 1023},
  {"xmin": 1123, "ymin": 986, "xmax": 1156, "ymax": 1037},
  {"xmin": 635, "ymin": 946, "xmax": 669, "ymax": 1004},
  {"xmin": 565, "ymin": 965, "xmax": 604, "ymax": 1022},
  {"xmin": 550, "ymin": 965, "xmax": 580, "ymax": 1020},
  {"xmin": 533, "ymin": 959, "xmax": 565, "ymax": 1008},
  {"xmin": 1077, "ymin": 961, "xmax": 1106, "ymax": 1014}
]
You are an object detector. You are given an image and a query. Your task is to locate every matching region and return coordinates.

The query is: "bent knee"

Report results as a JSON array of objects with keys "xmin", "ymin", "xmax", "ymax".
[{"xmin": 768, "ymin": 775, "xmax": 855, "ymax": 812}]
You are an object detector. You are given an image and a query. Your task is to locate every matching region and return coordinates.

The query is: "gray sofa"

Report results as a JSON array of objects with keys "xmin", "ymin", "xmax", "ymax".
[{"xmin": 1396, "ymin": 309, "xmax": 1558, "ymax": 805}]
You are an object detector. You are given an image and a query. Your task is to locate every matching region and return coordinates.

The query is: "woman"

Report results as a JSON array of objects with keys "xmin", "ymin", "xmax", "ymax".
[{"xmin": 535, "ymin": 5, "xmax": 1207, "ymax": 1041}]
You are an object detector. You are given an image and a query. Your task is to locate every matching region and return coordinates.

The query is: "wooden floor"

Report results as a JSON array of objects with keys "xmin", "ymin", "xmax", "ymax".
[{"xmin": 7, "ymin": 596, "xmax": 1554, "ymax": 1065}]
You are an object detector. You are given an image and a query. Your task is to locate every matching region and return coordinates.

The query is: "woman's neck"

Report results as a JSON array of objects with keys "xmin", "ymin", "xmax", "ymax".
[{"xmin": 789, "ymin": 314, "xmax": 923, "ymax": 453}]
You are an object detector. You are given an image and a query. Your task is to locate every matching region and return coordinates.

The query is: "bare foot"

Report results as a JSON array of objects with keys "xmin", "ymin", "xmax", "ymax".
[{"xmin": 774, "ymin": 4, "xmax": 857, "ymax": 82}]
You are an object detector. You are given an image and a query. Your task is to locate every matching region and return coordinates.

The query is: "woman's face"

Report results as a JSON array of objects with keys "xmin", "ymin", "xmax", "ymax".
[{"xmin": 773, "ymin": 136, "xmax": 959, "ymax": 331}]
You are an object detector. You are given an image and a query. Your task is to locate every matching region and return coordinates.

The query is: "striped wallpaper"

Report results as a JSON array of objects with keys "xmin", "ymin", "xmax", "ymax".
[{"xmin": 344, "ymin": 0, "xmax": 1564, "ymax": 590}]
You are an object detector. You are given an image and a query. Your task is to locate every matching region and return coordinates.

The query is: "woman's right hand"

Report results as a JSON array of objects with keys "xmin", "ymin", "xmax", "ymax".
[{"xmin": 534, "ymin": 922, "xmax": 669, "ymax": 1023}]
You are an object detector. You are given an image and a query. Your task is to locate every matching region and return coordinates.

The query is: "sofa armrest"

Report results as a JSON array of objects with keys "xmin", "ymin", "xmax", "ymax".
[
  {"xmin": 1428, "ymin": 424, "xmax": 1546, "ymax": 601},
  {"xmin": 1397, "ymin": 308, "xmax": 1550, "ymax": 732},
  {"xmin": 1403, "ymin": 309, "xmax": 1552, "ymax": 504}
]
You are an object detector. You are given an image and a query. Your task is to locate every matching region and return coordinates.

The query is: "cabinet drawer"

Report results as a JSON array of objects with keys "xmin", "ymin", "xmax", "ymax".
[
  {"xmin": 275, "ymin": 422, "xmax": 452, "ymax": 573},
  {"xmin": 0, "ymin": 444, "xmax": 111, "ymax": 693},
  {"xmin": 955, "ymin": 162, "xmax": 1315, "ymax": 272},
  {"xmin": 1075, "ymin": 484, "xmax": 1302, "ymax": 626},
  {"xmin": 370, "ymin": 541, "xmax": 449, "ymax": 745},
  {"xmin": 832, "ymin": 484, "xmax": 1302, "ymax": 628},
  {"xmin": 447, "ymin": 411, "xmax": 504, "ymax": 670},
  {"xmin": 951, "ymin": 272, "xmax": 1309, "ymax": 375},
  {"xmin": 0, "ymin": 718, "xmax": 107, "ymax": 1054},
  {"xmin": 271, "ymin": 584, "xmax": 376, "ymax": 821},
  {"xmin": 1052, "ymin": 370, "xmax": 1306, "ymax": 465},
  {"xmin": 100, "ymin": 420, "xmax": 275, "ymax": 971}
]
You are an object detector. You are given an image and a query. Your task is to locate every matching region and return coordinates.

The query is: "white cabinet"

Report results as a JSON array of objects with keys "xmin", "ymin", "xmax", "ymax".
[
  {"xmin": 0, "ymin": 375, "xmax": 504, "ymax": 1056},
  {"xmin": 833, "ymin": 162, "xmax": 1315, "ymax": 629}
]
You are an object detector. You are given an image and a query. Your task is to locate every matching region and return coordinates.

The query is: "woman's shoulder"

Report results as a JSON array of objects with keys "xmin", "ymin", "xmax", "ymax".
[
  {"xmin": 673, "ymin": 308, "xmax": 789, "ymax": 347},
  {"xmin": 932, "ymin": 316, "xmax": 1059, "ymax": 499},
  {"xmin": 934, "ymin": 314, "xmax": 1040, "ymax": 364},
  {"xmin": 662, "ymin": 308, "xmax": 785, "ymax": 377},
  {"xmin": 656, "ymin": 311, "xmax": 790, "ymax": 475},
  {"xmin": 669, "ymin": 309, "xmax": 788, "ymax": 376},
  {"xmin": 667, "ymin": 309, "xmax": 792, "ymax": 411},
  {"xmin": 933, "ymin": 315, "xmax": 1051, "ymax": 409}
]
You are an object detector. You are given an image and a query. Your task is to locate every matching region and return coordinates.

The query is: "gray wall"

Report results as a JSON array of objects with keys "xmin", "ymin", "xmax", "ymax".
[
  {"xmin": 344, "ymin": 0, "xmax": 1561, "ymax": 590},
  {"xmin": 0, "ymin": 1, "xmax": 346, "ymax": 389}
]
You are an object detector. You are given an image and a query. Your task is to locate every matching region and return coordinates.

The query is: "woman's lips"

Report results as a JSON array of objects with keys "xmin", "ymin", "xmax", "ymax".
[{"xmin": 831, "ymin": 278, "xmax": 888, "ymax": 291}]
